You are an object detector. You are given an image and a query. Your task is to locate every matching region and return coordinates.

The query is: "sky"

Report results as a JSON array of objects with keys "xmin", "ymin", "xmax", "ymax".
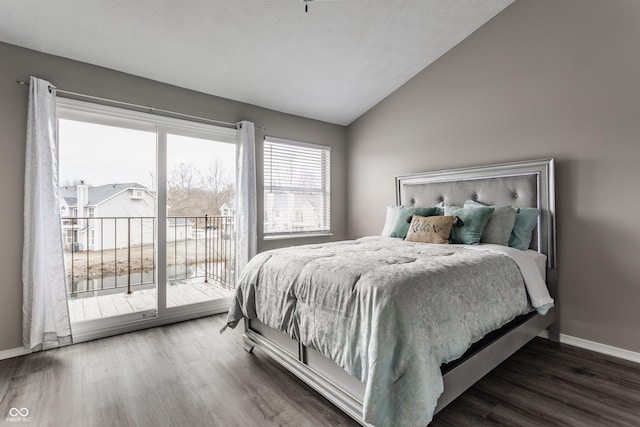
[{"xmin": 58, "ymin": 119, "xmax": 236, "ymax": 189}]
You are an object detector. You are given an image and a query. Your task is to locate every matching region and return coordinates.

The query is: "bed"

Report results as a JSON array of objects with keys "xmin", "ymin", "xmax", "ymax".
[{"xmin": 224, "ymin": 158, "xmax": 558, "ymax": 426}]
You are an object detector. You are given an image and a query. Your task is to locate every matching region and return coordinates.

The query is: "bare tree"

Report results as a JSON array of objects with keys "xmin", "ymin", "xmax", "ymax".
[
  {"xmin": 167, "ymin": 163, "xmax": 196, "ymax": 216},
  {"xmin": 167, "ymin": 160, "xmax": 234, "ymax": 218},
  {"xmin": 169, "ymin": 163, "xmax": 196, "ymax": 192},
  {"xmin": 202, "ymin": 159, "xmax": 234, "ymax": 215}
]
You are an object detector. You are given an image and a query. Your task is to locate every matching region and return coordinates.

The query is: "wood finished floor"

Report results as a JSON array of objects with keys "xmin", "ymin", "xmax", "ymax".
[{"xmin": 0, "ymin": 315, "xmax": 639, "ymax": 427}]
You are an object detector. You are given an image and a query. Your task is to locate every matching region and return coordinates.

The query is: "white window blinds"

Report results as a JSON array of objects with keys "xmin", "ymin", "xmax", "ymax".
[{"xmin": 264, "ymin": 136, "xmax": 330, "ymax": 236}]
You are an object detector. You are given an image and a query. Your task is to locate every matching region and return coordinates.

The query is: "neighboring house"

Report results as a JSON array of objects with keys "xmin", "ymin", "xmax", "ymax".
[
  {"xmin": 219, "ymin": 202, "xmax": 234, "ymax": 217},
  {"xmin": 60, "ymin": 183, "xmax": 193, "ymax": 251},
  {"xmin": 217, "ymin": 202, "xmax": 236, "ymax": 239},
  {"xmin": 264, "ymin": 192, "xmax": 322, "ymax": 233}
]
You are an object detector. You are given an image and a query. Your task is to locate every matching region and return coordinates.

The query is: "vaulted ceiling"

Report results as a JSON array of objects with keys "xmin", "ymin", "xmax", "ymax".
[{"xmin": 0, "ymin": 0, "xmax": 514, "ymax": 125}]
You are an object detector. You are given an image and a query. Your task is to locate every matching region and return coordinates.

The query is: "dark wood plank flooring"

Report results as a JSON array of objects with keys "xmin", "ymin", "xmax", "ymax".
[{"xmin": 1, "ymin": 314, "xmax": 639, "ymax": 426}]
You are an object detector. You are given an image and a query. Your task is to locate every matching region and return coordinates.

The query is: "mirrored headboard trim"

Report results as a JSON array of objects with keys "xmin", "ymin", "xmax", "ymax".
[{"xmin": 395, "ymin": 159, "xmax": 556, "ymax": 268}]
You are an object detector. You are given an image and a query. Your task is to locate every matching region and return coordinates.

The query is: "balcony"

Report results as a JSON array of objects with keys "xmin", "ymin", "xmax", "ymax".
[{"xmin": 62, "ymin": 215, "xmax": 235, "ymax": 322}]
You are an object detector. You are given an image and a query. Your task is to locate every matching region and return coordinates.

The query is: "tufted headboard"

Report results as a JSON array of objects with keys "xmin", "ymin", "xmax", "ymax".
[{"xmin": 396, "ymin": 159, "xmax": 556, "ymax": 268}]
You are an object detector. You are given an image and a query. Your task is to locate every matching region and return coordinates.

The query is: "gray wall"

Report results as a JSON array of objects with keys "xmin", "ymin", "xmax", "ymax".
[
  {"xmin": 0, "ymin": 42, "xmax": 347, "ymax": 352},
  {"xmin": 348, "ymin": 0, "xmax": 640, "ymax": 353}
]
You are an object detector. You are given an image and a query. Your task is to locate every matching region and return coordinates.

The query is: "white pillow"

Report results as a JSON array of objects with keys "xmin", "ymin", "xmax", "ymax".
[{"xmin": 381, "ymin": 206, "xmax": 399, "ymax": 236}]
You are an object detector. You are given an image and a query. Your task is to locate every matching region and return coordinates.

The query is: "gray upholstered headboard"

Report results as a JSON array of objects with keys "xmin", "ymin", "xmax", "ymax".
[{"xmin": 396, "ymin": 159, "xmax": 556, "ymax": 268}]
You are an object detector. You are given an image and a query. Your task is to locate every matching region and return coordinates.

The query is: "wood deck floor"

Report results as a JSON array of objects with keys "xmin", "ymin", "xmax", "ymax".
[{"xmin": 67, "ymin": 280, "xmax": 234, "ymax": 322}]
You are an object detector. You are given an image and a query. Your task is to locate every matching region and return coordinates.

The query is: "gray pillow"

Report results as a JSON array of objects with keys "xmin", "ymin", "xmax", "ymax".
[
  {"xmin": 463, "ymin": 200, "xmax": 516, "ymax": 246},
  {"xmin": 464, "ymin": 199, "xmax": 538, "ymax": 249}
]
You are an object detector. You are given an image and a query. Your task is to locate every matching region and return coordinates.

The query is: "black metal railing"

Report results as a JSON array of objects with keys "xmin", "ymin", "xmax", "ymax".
[
  {"xmin": 62, "ymin": 215, "xmax": 236, "ymax": 298},
  {"xmin": 166, "ymin": 215, "xmax": 236, "ymax": 288}
]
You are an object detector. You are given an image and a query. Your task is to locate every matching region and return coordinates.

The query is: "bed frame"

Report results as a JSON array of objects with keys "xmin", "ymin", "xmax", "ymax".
[{"xmin": 242, "ymin": 158, "xmax": 558, "ymax": 425}]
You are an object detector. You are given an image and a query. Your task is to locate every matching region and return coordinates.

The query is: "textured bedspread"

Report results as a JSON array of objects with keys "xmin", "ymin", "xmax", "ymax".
[{"xmin": 225, "ymin": 237, "xmax": 540, "ymax": 426}]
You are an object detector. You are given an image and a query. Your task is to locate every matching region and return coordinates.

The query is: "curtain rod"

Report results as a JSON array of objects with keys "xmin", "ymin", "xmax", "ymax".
[{"xmin": 16, "ymin": 79, "xmax": 265, "ymax": 131}]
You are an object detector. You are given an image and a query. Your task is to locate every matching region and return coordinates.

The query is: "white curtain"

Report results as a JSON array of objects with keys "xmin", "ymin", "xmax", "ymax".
[
  {"xmin": 23, "ymin": 76, "xmax": 72, "ymax": 350},
  {"xmin": 236, "ymin": 121, "xmax": 257, "ymax": 274}
]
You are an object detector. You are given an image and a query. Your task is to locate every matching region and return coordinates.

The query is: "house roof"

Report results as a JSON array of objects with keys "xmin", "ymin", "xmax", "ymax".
[
  {"xmin": 62, "ymin": 197, "xmax": 76, "ymax": 207},
  {"xmin": 60, "ymin": 183, "xmax": 149, "ymax": 207},
  {"xmin": 220, "ymin": 201, "xmax": 235, "ymax": 211}
]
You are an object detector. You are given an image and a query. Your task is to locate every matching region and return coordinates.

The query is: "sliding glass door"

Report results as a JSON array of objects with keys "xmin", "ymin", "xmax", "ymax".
[{"xmin": 57, "ymin": 99, "xmax": 237, "ymax": 336}]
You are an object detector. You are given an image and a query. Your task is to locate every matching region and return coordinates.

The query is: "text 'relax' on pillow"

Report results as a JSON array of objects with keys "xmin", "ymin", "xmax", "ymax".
[
  {"xmin": 444, "ymin": 205, "xmax": 494, "ymax": 245},
  {"xmin": 389, "ymin": 206, "xmax": 440, "ymax": 238},
  {"xmin": 463, "ymin": 200, "xmax": 517, "ymax": 246},
  {"xmin": 405, "ymin": 215, "xmax": 456, "ymax": 244}
]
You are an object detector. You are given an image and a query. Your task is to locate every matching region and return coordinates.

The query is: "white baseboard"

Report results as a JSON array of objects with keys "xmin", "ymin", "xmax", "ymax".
[
  {"xmin": 0, "ymin": 346, "xmax": 31, "ymax": 361},
  {"xmin": 0, "ymin": 342, "xmax": 62, "ymax": 361},
  {"xmin": 538, "ymin": 331, "xmax": 640, "ymax": 364}
]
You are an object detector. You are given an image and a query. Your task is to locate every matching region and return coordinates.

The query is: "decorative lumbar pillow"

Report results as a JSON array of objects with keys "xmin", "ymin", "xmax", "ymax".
[
  {"xmin": 405, "ymin": 215, "xmax": 456, "ymax": 244},
  {"xmin": 463, "ymin": 200, "xmax": 517, "ymax": 246},
  {"xmin": 381, "ymin": 206, "xmax": 400, "ymax": 237},
  {"xmin": 389, "ymin": 206, "xmax": 440, "ymax": 238},
  {"xmin": 444, "ymin": 205, "xmax": 494, "ymax": 245},
  {"xmin": 509, "ymin": 207, "xmax": 539, "ymax": 250}
]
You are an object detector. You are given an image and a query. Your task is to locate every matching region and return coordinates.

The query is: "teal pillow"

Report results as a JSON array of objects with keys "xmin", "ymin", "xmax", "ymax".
[
  {"xmin": 444, "ymin": 206, "xmax": 494, "ymax": 245},
  {"xmin": 509, "ymin": 207, "xmax": 539, "ymax": 250},
  {"xmin": 463, "ymin": 200, "xmax": 517, "ymax": 246},
  {"xmin": 389, "ymin": 206, "xmax": 439, "ymax": 238},
  {"xmin": 465, "ymin": 199, "xmax": 539, "ymax": 250}
]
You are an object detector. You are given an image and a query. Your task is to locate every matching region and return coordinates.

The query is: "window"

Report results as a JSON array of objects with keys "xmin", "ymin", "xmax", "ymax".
[
  {"xmin": 130, "ymin": 189, "xmax": 145, "ymax": 200},
  {"xmin": 264, "ymin": 136, "xmax": 330, "ymax": 237}
]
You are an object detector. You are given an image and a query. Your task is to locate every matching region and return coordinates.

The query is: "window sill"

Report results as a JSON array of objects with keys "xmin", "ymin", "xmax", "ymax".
[{"xmin": 263, "ymin": 232, "xmax": 333, "ymax": 241}]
